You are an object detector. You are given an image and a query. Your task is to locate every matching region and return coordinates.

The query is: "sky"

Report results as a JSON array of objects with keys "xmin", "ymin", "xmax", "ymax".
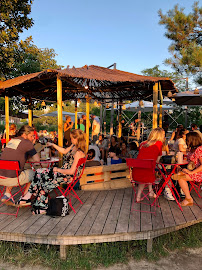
[{"xmin": 20, "ymin": 0, "xmax": 201, "ymax": 76}]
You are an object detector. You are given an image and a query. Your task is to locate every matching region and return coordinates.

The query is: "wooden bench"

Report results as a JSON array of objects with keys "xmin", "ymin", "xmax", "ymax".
[{"xmin": 80, "ymin": 163, "xmax": 131, "ymax": 190}]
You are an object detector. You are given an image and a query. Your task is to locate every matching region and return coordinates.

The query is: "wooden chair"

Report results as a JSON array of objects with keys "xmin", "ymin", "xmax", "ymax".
[
  {"xmin": 0, "ymin": 160, "xmax": 27, "ymax": 217},
  {"xmin": 56, "ymin": 157, "xmax": 87, "ymax": 213},
  {"xmin": 126, "ymin": 158, "xmax": 158, "ymax": 214}
]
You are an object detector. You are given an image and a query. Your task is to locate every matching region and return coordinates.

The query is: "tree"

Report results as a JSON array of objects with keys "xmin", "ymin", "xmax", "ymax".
[
  {"xmin": 9, "ymin": 36, "xmax": 62, "ymax": 78},
  {"xmin": 141, "ymin": 65, "xmax": 186, "ymax": 91},
  {"xmin": 0, "ymin": 0, "xmax": 33, "ymax": 80},
  {"xmin": 158, "ymin": 1, "xmax": 202, "ymax": 85}
]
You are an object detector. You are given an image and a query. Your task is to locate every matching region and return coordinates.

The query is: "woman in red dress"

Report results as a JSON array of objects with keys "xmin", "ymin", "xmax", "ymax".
[
  {"xmin": 135, "ymin": 127, "xmax": 165, "ymax": 202},
  {"xmin": 177, "ymin": 132, "xmax": 202, "ymax": 206}
]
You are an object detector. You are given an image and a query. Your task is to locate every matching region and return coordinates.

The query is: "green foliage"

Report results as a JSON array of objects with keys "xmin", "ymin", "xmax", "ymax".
[
  {"xmin": 0, "ymin": 0, "xmax": 33, "ymax": 80},
  {"xmin": 0, "ymin": 223, "xmax": 201, "ymax": 269},
  {"xmin": 10, "ymin": 36, "xmax": 63, "ymax": 78},
  {"xmin": 141, "ymin": 65, "xmax": 186, "ymax": 91},
  {"xmin": 158, "ymin": 1, "xmax": 202, "ymax": 85}
]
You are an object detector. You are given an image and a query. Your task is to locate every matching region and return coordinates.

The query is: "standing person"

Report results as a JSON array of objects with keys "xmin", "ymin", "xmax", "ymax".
[
  {"xmin": 134, "ymin": 127, "xmax": 165, "ymax": 202},
  {"xmin": 175, "ymin": 132, "xmax": 202, "ymax": 206},
  {"xmin": 81, "ymin": 114, "xmax": 90, "ymax": 133},
  {"xmin": 63, "ymin": 115, "xmax": 73, "ymax": 147},
  {"xmin": 91, "ymin": 114, "xmax": 100, "ymax": 144},
  {"xmin": 0, "ymin": 125, "xmax": 40, "ymax": 205},
  {"xmin": 17, "ymin": 129, "xmax": 87, "ymax": 214}
]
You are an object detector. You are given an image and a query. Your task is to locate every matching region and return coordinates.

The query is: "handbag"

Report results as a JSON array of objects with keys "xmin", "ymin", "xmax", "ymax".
[
  {"xmin": 160, "ymin": 155, "xmax": 176, "ymax": 164},
  {"xmin": 46, "ymin": 196, "xmax": 69, "ymax": 217},
  {"xmin": 187, "ymin": 161, "xmax": 195, "ymax": 171}
]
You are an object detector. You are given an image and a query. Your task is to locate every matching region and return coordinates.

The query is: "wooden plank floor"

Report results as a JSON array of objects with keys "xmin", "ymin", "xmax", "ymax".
[{"xmin": 0, "ymin": 188, "xmax": 201, "ymax": 246}]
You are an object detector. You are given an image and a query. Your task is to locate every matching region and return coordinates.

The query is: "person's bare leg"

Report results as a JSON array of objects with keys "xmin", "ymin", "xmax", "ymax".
[
  {"xmin": 23, "ymin": 182, "xmax": 31, "ymax": 194},
  {"xmin": 5, "ymin": 186, "xmax": 13, "ymax": 195},
  {"xmin": 178, "ymin": 175, "xmax": 193, "ymax": 206},
  {"xmin": 136, "ymin": 184, "xmax": 145, "ymax": 202},
  {"xmin": 148, "ymin": 184, "xmax": 156, "ymax": 198}
]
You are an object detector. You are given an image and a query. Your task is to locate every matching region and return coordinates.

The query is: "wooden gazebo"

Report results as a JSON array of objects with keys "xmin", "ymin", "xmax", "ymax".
[{"xmin": 0, "ymin": 65, "xmax": 177, "ymax": 151}]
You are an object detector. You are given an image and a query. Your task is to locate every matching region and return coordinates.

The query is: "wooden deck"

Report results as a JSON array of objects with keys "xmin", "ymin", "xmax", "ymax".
[{"xmin": 0, "ymin": 188, "xmax": 201, "ymax": 259}]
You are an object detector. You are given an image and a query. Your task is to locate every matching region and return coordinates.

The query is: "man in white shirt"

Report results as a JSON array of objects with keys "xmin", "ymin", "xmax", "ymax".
[{"xmin": 91, "ymin": 114, "xmax": 100, "ymax": 144}]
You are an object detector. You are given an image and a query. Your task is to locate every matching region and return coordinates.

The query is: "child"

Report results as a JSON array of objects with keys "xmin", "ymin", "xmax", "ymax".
[{"xmin": 108, "ymin": 146, "xmax": 122, "ymax": 165}]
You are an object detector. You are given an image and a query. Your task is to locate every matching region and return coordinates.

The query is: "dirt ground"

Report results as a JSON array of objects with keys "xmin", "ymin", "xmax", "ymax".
[{"xmin": 0, "ymin": 247, "xmax": 201, "ymax": 270}]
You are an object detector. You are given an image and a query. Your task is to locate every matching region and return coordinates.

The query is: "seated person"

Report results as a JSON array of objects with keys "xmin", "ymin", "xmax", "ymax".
[
  {"xmin": 89, "ymin": 143, "xmax": 101, "ymax": 161},
  {"xmin": 129, "ymin": 141, "xmax": 139, "ymax": 159},
  {"xmin": 96, "ymin": 134, "xmax": 108, "ymax": 160},
  {"xmin": 120, "ymin": 141, "xmax": 130, "ymax": 162},
  {"xmin": 85, "ymin": 149, "xmax": 101, "ymax": 167},
  {"xmin": 173, "ymin": 129, "xmax": 188, "ymax": 154},
  {"xmin": 108, "ymin": 146, "xmax": 122, "ymax": 165}
]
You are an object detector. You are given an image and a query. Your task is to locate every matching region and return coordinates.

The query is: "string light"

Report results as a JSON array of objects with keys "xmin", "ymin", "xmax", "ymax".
[
  {"xmin": 194, "ymin": 88, "xmax": 199, "ymax": 94},
  {"xmin": 139, "ymin": 100, "xmax": 144, "ymax": 108},
  {"xmin": 21, "ymin": 97, "xmax": 26, "ymax": 102},
  {"xmin": 41, "ymin": 100, "xmax": 46, "ymax": 107},
  {"xmin": 167, "ymin": 91, "xmax": 172, "ymax": 98}
]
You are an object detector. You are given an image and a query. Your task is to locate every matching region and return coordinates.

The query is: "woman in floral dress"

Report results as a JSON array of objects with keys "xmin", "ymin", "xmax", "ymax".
[
  {"xmin": 177, "ymin": 132, "xmax": 202, "ymax": 206},
  {"xmin": 18, "ymin": 129, "xmax": 87, "ymax": 214}
]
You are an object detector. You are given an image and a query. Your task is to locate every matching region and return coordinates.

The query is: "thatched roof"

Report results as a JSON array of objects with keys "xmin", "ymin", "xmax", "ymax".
[{"xmin": 0, "ymin": 65, "xmax": 177, "ymax": 102}]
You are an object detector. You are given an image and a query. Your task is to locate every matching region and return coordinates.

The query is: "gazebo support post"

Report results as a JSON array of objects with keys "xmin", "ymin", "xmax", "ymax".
[
  {"xmin": 57, "ymin": 76, "xmax": 63, "ymax": 166},
  {"xmin": 118, "ymin": 102, "xmax": 122, "ymax": 138},
  {"xmin": 110, "ymin": 100, "xmax": 114, "ymax": 136},
  {"xmin": 86, "ymin": 96, "xmax": 90, "ymax": 151},
  {"xmin": 75, "ymin": 100, "xmax": 78, "ymax": 129},
  {"xmin": 5, "ymin": 96, "xmax": 9, "ymax": 144},
  {"xmin": 100, "ymin": 103, "xmax": 103, "ymax": 134},
  {"xmin": 153, "ymin": 82, "xmax": 158, "ymax": 129},
  {"xmin": 103, "ymin": 104, "xmax": 106, "ymax": 136},
  {"xmin": 136, "ymin": 110, "xmax": 141, "ymax": 141},
  {"xmin": 28, "ymin": 99, "xmax": 33, "ymax": 127},
  {"xmin": 159, "ymin": 82, "xmax": 163, "ymax": 128}
]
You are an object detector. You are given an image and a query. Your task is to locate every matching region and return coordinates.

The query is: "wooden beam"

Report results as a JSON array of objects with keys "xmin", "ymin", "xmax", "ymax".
[
  {"xmin": 152, "ymin": 83, "xmax": 158, "ymax": 129},
  {"xmin": 118, "ymin": 103, "xmax": 122, "ymax": 138},
  {"xmin": 100, "ymin": 103, "xmax": 103, "ymax": 134},
  {"xmin": 28, "ymin": 108, "xmax": 32, "ymax": 126},
  {"xmin": 75, "ymin": 100, "xmax": 78, "ymax": 129},
  {"xmin": 57, "ymin": 76, "xmax": 63, "ymax": 166},
  {"xmin": 5, "ymin": 96, "xmax": 9, "ymax": 144},
  {"xmin": 159, "ymin": 82, "xmax": 163, "ymax": 128},
  {"xmin": 110, "ymin": 101, "xmax": 114, "ymax": 136},
  {"xmin": 86, "ymin": 96, "xmax": 90, "ymax": 151}
]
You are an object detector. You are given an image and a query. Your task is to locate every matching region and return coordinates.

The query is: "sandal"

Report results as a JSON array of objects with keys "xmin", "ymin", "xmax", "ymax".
[
  {"xmin": 32, "ymin": 208, "xmax": 47, "ymax": 215},
  {"xmin": 149, "ymin": 191, "xmax": 157, "ymax": 199},
  {"xmin": 16, "ymin": 197, "xmax": 31, "ymax": 207},
  {"xmin": 180, "ymin": 198, "xmax": 193, "ymax": 207}
]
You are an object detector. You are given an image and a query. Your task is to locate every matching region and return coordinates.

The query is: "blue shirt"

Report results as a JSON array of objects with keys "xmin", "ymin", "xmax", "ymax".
[{"xmin": 111, "ymin": 158, "xmax": 122, "ymax": 165}]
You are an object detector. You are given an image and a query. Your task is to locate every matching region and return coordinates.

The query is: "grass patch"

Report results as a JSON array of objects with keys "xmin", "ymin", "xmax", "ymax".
[{"xmin": 0, "ymin": 223, "xmax": 201, "ymax": 269}]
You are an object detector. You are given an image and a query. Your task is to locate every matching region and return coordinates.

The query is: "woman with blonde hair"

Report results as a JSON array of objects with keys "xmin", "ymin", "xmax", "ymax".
[
  {"xmin": 17, "ymin": 129, "xmax": 87, "ymax": 214},
  {"xmin": 64, "ymin": 115, "xmax": 73, "ymax": 146},
  {"xmin": 134, "ymin": 127, "xmax": 165, "ymax": 202}
]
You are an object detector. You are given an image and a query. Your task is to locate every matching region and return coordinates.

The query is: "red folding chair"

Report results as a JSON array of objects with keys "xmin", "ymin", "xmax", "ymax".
[
  {"xmin": 126, "ymin": 158, "xmax": 158, "ymax": 214},
  {"xmin": 0, "ymin": 160, "xmax": 27, "ymax": 217},
  {"xmin": 189, "ymin": 179, "xmax": 202, "ymax": 198},
  {"xmin": 57, "ymin": 157, "xmax": 87, "ymax": 213}
]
